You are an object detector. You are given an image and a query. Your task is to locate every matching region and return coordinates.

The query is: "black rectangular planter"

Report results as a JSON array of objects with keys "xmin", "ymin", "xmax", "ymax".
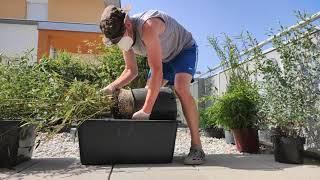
[
  {"xmin": 78, "ymin": 119, "xmax": 178, "ymax": 165},
  {"xmin": 0, "ymin": 120, "xmax": 36, "ymax": 168}
]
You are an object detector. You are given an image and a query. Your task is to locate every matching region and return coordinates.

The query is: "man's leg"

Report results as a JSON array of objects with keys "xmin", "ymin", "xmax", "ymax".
[
  {"xmin": 174, "ymin": 73, "xmax": 205, "ymax": 165},
  {"xmin": 174, "ymin": 73, "xmax": 201, "ymax": 146}
]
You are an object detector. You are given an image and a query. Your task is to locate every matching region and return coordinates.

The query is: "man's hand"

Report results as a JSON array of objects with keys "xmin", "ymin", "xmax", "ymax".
[
  {"xmin": 100, "ymin": 84, "xmax": 115, "ymax": 95},
  {"xmin": 132, "ymin": 109, "xmax": 150, "ymax": 120}
]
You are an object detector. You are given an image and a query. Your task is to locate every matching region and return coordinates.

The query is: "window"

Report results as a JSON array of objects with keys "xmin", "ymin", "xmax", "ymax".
[{"xmin": 26, "ymin": 0, "xmax": 48, "ymax": 21}]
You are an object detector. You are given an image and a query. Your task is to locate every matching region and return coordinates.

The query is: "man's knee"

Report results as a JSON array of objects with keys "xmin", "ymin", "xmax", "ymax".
[
  {"xmin": 174, "ymin": 73, "xmax": 193, "ymax": 97},
  {"xmin": 174, "ymin": 83, "xmax": 191, "ymax": 98}
]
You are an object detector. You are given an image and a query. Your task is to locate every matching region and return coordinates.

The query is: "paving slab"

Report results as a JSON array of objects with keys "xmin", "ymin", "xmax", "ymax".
[
  {"xmin": 111, "ymin": 156, "xmax": 205, "ymax": 180},
  {"xmin": 1, "ymin": 158, "xmax": 111, "ymax": 180},
  {"xmin": 1, "ymin": 154, "xmax": 319, "ymax": 180},
  {"xmin": 111, "ymin": 154, "xmax": 320, "ymax": 180},
  {"xmin": 0, "ymin": 160, "xmax": 38, "ymax": 180},
  {"xmin": 197, "ymin": 154, "xmax": 320, "ymax": 180},
  {"xmin": 196, "ymin": 154, "xmax": 299, "ymax": 170}
]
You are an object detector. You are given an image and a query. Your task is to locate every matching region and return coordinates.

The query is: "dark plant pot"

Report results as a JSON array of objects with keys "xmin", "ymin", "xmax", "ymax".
[
  {"xmin": 132, "ymin": 87, "xmax": 177, "ymax": 120},
  {"xmin": 232, "ymin": 128, "xmax": 259, "ymax": 153},
  {"xmin": 78, "ymin": 119, "xmax": 178, "ymax": 165},
  {"xmin": 113, "ymin": 87, "xmax": 177, "ymax": 120},
  {"xmin": 272, "ymin": 135, "xmax": 305, "ymax": 164},
  {"xmin": 224, "ymin": 130, "xmax": 235, "ymax": 144},
  {"xmin": 0, "ymin": 120, "xmax": 36, "ymax": 168},
  {"xmin": 204, "ymin": 127, "xmax": 225, "ymax": 139}
]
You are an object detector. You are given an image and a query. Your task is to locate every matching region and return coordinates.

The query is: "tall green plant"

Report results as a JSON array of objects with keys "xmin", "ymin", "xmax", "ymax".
[
  {"xmin": 206, "ymin": 34, "xmax": 260, "ymax": 129},
  {"xmin": 0, "ymin": 51, "xmax": 113, "ymax": 134},
  {"xmin": 255, "ymin": 15, "xmax": 320, "ymax": 137},
  {"xmin": 206, "ymin": 80, "xmax": 259, "ymax": 129},
  {"xmin": 0, "ymin": 53, "xmax": 62, "ymax": 122}
]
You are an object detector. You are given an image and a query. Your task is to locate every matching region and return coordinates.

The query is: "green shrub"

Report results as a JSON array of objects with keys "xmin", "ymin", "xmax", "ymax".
[
  {"xmin": 0, "ymin": 51, "xmax": 112, "ymax": 134},
  {"xmin": 255, "ymin": 15, "xmax": 320, "ymax": 137},
  {"xmin": 207, "ymin": 33, "xmax": 261, "ymax": 130},
  {"xmin": 0, "ymin": 42, "xmax": 149, "ymax": 134},
  {"xmin": 206, "ymin": 80, "xmax": 259, "ymax": 129}
]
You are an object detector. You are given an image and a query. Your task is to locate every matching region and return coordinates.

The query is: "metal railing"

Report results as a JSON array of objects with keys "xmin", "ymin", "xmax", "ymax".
[{"xmin": 196, "ymin": 11, "xmax": 320, "ymax": 79}]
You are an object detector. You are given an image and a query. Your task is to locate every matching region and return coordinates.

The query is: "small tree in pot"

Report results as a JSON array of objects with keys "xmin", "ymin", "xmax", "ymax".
[
  {"xmin": 206, "ymin": 80, "xmax": 260, "ymax": 153},
  {"xmin": 255, "ymin": 14, "xmax": 320, "ymax": 164},
  {"xmin": 208, "ymin": 34, "xmax": 261, "ymax": 153}
]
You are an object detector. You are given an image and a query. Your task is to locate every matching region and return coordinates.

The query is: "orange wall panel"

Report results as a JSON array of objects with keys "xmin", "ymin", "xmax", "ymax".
[
  {"xmin": 48, "ymin": 0, "xmax": 105, "ymax": 24},
  {"xmin": 0, "ymin": 0, "xmax": 26, "ymax": 19},
  {"xmin": 37, "ymin": 29, "xmax": 103, "ymax": 61}
]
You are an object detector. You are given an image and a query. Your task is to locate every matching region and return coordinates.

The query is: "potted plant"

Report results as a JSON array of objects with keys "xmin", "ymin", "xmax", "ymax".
[
  {"xmin": 0, "ymin": 51, "xmax": 113, "ymax": 167},
  {"xmin": 199, "ymin": 96, "xmax": 225, "ymax": 139},
  {"xmin": 208, "ymin": 34, "xmax": 261, "ymax": 153},
  {"xmin": 256, "ymin": 19, "xmax": 320, "ymax": 164},
  {"xmin": 0, "ymin": 53, "xmax": 55, "ymax": 167},
  {"xmin": 206, "ymin": 80, "xmax": 260, "ymax": 153},
  {"xmin": 41, "ymin": 47, "xmax": 178, "ymax": 165},
  {"xmin": 200, "ymin": 109, "xmax": 225, "ymax": 139}
]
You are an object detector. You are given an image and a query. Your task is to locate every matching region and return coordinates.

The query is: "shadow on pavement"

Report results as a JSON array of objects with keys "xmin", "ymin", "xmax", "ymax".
[
  {"xmin": 0, "ymin": 158, "xmax": 110, "ymax": 180},
  {"xmin": 115, "ymin": 154, "xmax": 320, "ymax": 171}
]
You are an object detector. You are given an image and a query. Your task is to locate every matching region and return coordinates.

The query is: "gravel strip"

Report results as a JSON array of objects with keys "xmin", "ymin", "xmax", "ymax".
[{"xmin": 33, "ymin": 128, "xmax": 240, "ymax": 159}]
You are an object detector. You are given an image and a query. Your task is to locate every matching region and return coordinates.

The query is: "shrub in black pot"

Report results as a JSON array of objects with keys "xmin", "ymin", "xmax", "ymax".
[
  {"xmin": 199, "ymin": 109, "xmax": 225, "ymax": 139},
  {"xmin": 255, "ymin": 20, "xmax": 320, "ymax": 164},
  {"xmin": 272, "ymin": 133, "xmax": 305, "ymax": 164},
  {"xmin": 0, "ymin": 56, "xmax": 46, "ymax": 167}
]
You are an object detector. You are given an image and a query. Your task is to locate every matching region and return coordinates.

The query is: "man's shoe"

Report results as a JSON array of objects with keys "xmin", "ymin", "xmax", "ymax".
[{"xmin": 184, "ymin": 146, "xmax": 206, "ymax": 165}]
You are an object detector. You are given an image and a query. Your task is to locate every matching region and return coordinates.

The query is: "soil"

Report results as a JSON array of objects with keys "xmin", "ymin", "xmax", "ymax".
[{"xmin": 112, "ymin": 89, "xmax": 135, "ymax": 119}]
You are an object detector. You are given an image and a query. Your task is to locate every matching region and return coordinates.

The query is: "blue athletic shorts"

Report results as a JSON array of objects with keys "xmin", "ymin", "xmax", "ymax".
[{"xmin": 148, "ymin": 44, "xmax": 198, "ymax": 85}]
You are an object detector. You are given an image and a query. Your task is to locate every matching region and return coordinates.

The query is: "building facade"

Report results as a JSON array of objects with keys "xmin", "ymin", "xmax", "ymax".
[{"xmin": 0, "ymin": 0, "xmax": 120, "ymax": 61}]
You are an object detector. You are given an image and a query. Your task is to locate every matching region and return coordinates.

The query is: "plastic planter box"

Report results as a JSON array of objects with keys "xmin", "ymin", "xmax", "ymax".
[
  {"xmin": 78, "ymin": 119, "xmax": 178, "ymax": 165},
  {"xmin": 0, "ymin": 120, "xmax": 36, "ymax": 168}
]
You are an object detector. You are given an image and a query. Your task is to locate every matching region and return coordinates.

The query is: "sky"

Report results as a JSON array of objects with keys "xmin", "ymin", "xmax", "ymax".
[{"xmin": 120, "ymin": 0, "xmax": 320, "ymax": 74}]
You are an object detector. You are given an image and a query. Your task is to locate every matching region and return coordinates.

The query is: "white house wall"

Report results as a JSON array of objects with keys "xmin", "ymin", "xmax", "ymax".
[{"xmin": 0, "ymin": 22, "xmax": 38, "ymax": 63}]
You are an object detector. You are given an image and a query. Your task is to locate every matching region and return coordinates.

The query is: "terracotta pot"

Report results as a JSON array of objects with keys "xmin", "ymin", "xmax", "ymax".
[{"xmin": 232, "ymin": 128, "xmax": 259, "ymax": 153}]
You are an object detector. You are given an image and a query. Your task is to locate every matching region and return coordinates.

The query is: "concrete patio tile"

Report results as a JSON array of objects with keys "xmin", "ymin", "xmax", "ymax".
[
  {"xmin": 196, "ymin": 154, "xmax": 320, "ymax": 180},
  {"xmin": 113, "ymin": 156, "xmax": 196, "ymax": 173},
  {"xmin": 111, "ymin": 171, "xmax": 208, "ymax": 180},
  {"xmin": 3, "ymin": 158, "xmax": 111, "ymax": 180},
  {"xmin": 198, "ymin": 165, "xmax": 320, "ymax": 180},
  {"xmin": 199, "ymin": 168, "xmax": 284, "ymax": 180},
  {"xmin": 195, "ymin": 154, "xmax": 297, "ymax": 170},
  {"xmin": 0, "ymin": 159, "xmax": 39, "ymax": 179},
  {"xmin": 111, "ymin": 168, "xmax": 207, "ymax": 180},
  {"xmin": 111, "ymin": 156, "xmax": 204, "ymax": 180},
  {"xmin": 280, "ymin": 164, "xmax": 320, "ymax": 179}
]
